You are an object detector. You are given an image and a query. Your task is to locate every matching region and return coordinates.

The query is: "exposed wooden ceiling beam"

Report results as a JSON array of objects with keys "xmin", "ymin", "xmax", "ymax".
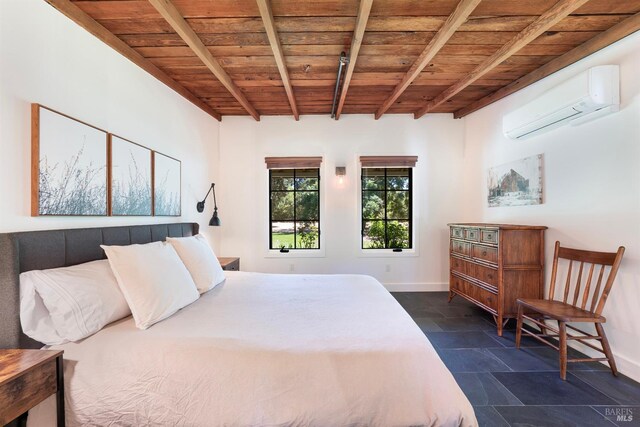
[
  {"xmin": 256, "ymin": 0, "xmax": 299, "ymax": 121},
  {"xmin": 414, "ymin": 0, "xmax": 591, "ymax": 119},
  {"xmin": 334, "ymin": 0, "xmax": 373, "ymax": 120},
  {"xmin": 44, "ymin": 0, "xmax": 221, "ymax": 121},
  {"xmin": 454, "ymin": 12, "xmax": 640, "ymax": 118},
  {"xmin": 374, "ymin": 0, "xmax": 481, "ymax": 120},
  {"xmin": 148, "ymin": 0, "xmax": 260, "ymax": 121}
]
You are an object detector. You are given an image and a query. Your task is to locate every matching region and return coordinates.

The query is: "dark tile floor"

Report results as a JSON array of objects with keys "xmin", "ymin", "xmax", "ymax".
[{"xmin": 392, "ymin": 291, "xmax": 640, "ymax": 427}]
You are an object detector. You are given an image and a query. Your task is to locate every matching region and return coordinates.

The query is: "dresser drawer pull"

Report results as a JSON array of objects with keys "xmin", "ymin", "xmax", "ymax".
[{"xmin": 482, "ymin": 250, "xmax": 487, "ymax": 256}]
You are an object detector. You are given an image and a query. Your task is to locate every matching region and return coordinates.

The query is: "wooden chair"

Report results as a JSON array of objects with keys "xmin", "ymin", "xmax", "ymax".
[{"xmin": 516, "ymin": 241, "xmax": 625, "ymax": 380}]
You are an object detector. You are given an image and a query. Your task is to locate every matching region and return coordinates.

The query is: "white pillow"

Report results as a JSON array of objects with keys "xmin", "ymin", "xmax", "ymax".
[
  {"xmin": 101, "ymin": 241, "xmax": 199, "ymax": 329},
  {"xmin": 166, "ymin": 234, "xmax": 225, "ymax": 293},
  {"xmin": 20, "ymin": 260, "xmax": 131, "ymax": 345}
]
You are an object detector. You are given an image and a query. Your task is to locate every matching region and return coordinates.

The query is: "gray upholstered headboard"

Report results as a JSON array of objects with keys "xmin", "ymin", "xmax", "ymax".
[{"xmin": 0, "ymin": 222, "xmax": 199, "ymax": 349}]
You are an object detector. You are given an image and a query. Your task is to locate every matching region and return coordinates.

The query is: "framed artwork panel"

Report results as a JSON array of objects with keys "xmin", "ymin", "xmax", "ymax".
[
  {"xmin": 110, "ymin": 135, "xmax": 152, "ymax": 216},
  {"xmin": 487, "ymin": 154, "xmax": 544, "ymax": 208},
  {"xmin": 153, "ymin": 152, "xmax": 181, "ymax": 216},
  {"xmin": 31, "ymin": 104, "xmax": 108, "ymax": 216}
]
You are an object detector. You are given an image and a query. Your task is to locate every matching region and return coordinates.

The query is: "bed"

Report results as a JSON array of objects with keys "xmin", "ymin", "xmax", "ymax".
[{"xmin": 0, "ymin": 223, "xmax": 477, "ymax": 427}]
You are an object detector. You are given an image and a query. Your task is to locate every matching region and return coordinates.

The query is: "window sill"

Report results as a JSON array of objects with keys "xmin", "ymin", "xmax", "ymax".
[
  {"xmin": 265, "ymin": 249, "xmax": 326, "ymax": 259},
  {"xmin": 358, "ymin": 249, "xmax": 419, "ymax": 258}
]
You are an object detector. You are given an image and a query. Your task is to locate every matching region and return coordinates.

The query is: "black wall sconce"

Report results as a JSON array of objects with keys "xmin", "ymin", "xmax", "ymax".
[{"xmin": 197, "ymin": 183, "xmax": 221, "ymax": 226}]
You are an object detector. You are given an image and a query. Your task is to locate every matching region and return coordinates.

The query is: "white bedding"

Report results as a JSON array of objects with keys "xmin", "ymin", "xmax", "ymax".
[{"xmin": 29, "ymin": 272, "xmax": 477, "ymax": 427}]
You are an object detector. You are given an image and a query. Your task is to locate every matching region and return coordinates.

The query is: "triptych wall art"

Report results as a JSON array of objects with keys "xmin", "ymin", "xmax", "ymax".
[{"xmin": 31, "ymin": 104, "xmax": 181, "ymax": 217}]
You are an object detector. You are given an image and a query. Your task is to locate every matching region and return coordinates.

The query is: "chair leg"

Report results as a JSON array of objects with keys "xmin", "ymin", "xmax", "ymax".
[
  {"xmin": 559, "ymin": 322, "xmax": 567, "ymax": 380},
  {"xmin": 515, "ymin": 304, "xmax": 524, "ymax": 349},
  {"xmin": 596, "ymin": 323, "xmax": 618, "ymax": 376}
]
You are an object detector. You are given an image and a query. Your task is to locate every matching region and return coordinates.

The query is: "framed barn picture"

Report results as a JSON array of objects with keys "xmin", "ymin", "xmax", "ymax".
[
  {"xmin": 487, "ymin": 154, "xmax": 544, "ymax": 208},
  {"xmin": 153, "ymin": 151, "xmax": 181, "ymax": 216},
  {"xmin": 110, "ymin": 135, "xmax": 153, "ymax": 216},
  {"xmin": 31, "ymin": 104, "xmax": 108, "ymax": 216}
]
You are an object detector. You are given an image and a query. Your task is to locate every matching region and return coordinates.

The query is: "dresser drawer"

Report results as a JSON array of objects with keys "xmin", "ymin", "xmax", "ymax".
[
  {"xmin": 450, "ymin": 274, "xmax": 466, "ymax": 293},
  {"xmin": 472, "ymin": 244, "xmax": 498, "ymax": 264},
  {"xmin": 464, "ymin": 228, "xmax": 480, "ymax": 242},
  {"xmin": 468, "ymin": 282, "xmax": 498, "ymax": 311},
  {"xmin": 451, "ymin": 240, "xmax": 470, "ymax": 257},
  {"xmin": 450, "ymin": 227, "xmax": 464, "ymax": 239},
  {"xmin": 450, "ymin": 256, "xmax": 473, "ymax": 275},
  {"xmin": 480, "ymin": 229, "xmax": 498, "ymax": 245},
  {"xmin": 474, "ymin": 263, "xmax": 498, "ymax": 288},
  {"xmin": 450, "ymin": 275, "xmax": 497, "ymax": 311}
]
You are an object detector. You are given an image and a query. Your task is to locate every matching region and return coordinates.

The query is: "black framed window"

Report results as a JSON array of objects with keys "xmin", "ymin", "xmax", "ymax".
[
  {"xmin": 361, "ymin": 167, "xmax": 412, "ymax": 249},
  {"xmin": 270, "ymin": 168, "xmax": 320, "ymax": 250}
]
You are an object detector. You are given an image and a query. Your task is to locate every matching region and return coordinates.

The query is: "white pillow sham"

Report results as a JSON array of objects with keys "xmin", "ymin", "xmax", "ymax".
[
  {"xmin": 101, "ymin": 241, "xmax": 199, "ymax": 330},
  {"xmin": 166, "ymin": 234, "xmax": 225, "ymax": 293},
  {"xmin": 20, "ymin": 259, "xmax": 131, "ymax": 345}
]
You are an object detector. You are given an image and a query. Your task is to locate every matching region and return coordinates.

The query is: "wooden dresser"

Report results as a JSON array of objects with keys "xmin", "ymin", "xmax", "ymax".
[{"xmin": 448, "ymin": 223, "xmax": 547, "ymax": 336}]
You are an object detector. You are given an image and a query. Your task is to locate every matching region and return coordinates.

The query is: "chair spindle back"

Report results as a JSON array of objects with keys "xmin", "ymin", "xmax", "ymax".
[{"xmin": 547, "ymin": 241, "xmax": 625, "ymax": 316}]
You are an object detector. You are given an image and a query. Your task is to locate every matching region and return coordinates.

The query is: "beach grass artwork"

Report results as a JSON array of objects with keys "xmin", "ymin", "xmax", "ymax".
[
  {"xmin": 110, "ymin": 135, "xmax": 152, "ymax": 216},
  {"xmin": 153, "ymin": 152, "xmax": 181, "ymax": 216},
  {"xmin": 33, "ymin": 106, "xmax": 108, "ymax": 216}
]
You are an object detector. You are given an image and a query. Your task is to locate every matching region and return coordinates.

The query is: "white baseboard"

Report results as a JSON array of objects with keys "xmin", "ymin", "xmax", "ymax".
[
  {"xmin": 522, "ymin": 319, "xmax": 640, "ymax": 383},
  {"xmin": 569, "ymin": 340, "xmax": 640, "ymax": 382},
  {"xmin": 382, "ymin": 282, "xmax": 448, "ymax": 292},
  {"xmin": 614, "ymin": 352, "xmax": 640, "ymax": 382}
]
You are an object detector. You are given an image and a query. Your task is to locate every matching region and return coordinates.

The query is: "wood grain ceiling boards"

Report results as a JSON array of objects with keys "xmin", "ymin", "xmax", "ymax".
[
  {"xmin": 375, "ymin": 0, "xmax": 482, "ymax": 119},
  {"xmin": 148, "ymin": 0, "xmax": 260, "ymax": 120},
  {"xmin": 334, "ymin": 0, "xmax": 373, "ymax": 120},
  {"xmin": 414, "ymin": 0, "xmax": 594, "ymax": 118},
  {"xmin": 256, "ymin": 0, "xmax": 299, "ymax": 120},
  {"xmin": 58, "ymin": 0, "xmax": 640, "ymax": 119}
]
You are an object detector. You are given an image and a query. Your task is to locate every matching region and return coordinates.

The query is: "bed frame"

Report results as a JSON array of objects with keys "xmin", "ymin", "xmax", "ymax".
[{"xmin": 0, "ymin": 223, "xmax": 199, "ymax": 349}]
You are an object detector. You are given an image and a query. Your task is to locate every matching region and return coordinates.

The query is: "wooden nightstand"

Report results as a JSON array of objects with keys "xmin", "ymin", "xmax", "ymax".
[
  {"xmin": 0, "ymin": 350, "xmax": 64, "ymax": 426},
  {"xmin": 218, "ymin": 257, "xmax": 240, "ymax": 271}
]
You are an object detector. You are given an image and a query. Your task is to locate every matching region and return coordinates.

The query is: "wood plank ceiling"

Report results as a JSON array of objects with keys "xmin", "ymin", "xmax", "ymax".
[{"xmin": 50, "ymin": 0, "xmax": 640, "ymax": 121}]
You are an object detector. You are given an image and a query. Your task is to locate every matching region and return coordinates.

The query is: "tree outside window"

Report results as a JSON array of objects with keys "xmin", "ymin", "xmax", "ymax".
[
  {"xmin": 270, "ymin": 168, "xmax": 320, "ymax": 250},
  {"xmin": 362, "ymin": 167, "xmax": 412, "ymax": 249}
]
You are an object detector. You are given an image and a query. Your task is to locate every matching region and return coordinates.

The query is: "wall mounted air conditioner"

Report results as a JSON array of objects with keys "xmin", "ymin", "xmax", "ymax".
[{"xmin": 503, "ymin": 65, "xmax": 620, "ymax": 140}]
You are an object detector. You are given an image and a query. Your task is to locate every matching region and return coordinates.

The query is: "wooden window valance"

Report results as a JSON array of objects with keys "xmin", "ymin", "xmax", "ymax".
[
  {"xmin": 360, "ymin": 156, "xmax": 418, "ymax": 168},
  {"xmin": 265, "ymin": 156, "xmax": 323, "ymax": 169}
]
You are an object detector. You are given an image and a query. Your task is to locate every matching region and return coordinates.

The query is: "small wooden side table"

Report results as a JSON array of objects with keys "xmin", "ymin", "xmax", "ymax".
[
  {"xmin": 218, "ymin": 257, "xmax": 240, "ymax": 271},
  {"xmin": 0, "ymin": 349, "xmax": 64, "ymax": 426}
]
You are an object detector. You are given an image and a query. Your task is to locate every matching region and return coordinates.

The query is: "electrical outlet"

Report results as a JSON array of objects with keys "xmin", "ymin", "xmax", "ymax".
[
  {"xmin": 385, "ymin": 264, "xmax": 391, "ymax": 272},
  {"xmin": 289, "ymin": 264, "xmax": 295, "ymax": 272}
]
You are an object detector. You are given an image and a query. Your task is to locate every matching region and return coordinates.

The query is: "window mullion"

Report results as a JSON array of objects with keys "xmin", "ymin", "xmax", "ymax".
[
  {"xmin": 293, "ymin": 169, "xmax": 297, "ymax": 249},
  {"xmin": 409, "ymin": 168, "xmax": 413, "ymax": 249},
  {"xmin": 269, "ymin": 170, "xmax": 272, "ymax": 249},
  {"xmin": 317, "ymin": 169, "xmax": 321, "ymax": 249},
  {"xmin": 384, "ymin": 168, "xmax": 388, "ymax": 249},
  {"xmin": 361, "ymin": 170, "xmax": 365, "ymax": 249}
]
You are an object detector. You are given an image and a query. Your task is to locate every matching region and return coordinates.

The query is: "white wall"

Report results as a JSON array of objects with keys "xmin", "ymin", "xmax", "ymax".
[
  {"xmin": 461, "ymin": 31, "xmax": 640, "ymax": 380},
  {"xmin": 218, "ymin": 114, "xmax": 466, "ymax": 290},
  {"xmin": 3, "ymin": 0, "xmax": 637, "ymax": 381},
  {"xmin": 0, "ymin": 0, "xmax": 220, "ymax": 245}
]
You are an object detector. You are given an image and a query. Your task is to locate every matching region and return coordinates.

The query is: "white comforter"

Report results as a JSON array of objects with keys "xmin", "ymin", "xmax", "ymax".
[{"xmin": 29, "ymin": 272, "xmax": 477, "ymax": 427}]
